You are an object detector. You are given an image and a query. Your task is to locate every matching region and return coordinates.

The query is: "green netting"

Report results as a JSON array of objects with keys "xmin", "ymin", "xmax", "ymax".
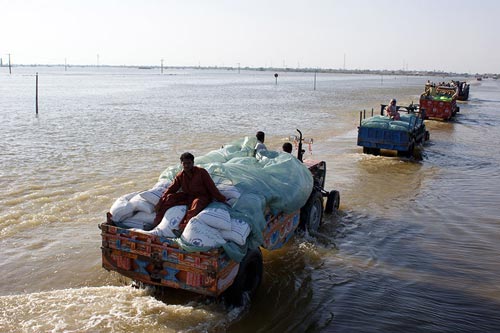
[
  {"xmin": 361, "ymin": 114, "xmax": 417, "ymax": 132},
  {"xmin": 389, "ymin": 124, "xmax": 410, "ymax": 131},
  {"xmin": 390, "ymin": 120, "xmax": 410, "ymax": 129},
  {"xmin": 157, "ymin": 136, "xmax": 314, "ymax": 261},
  {"xmin": 361, "ymin": 115, "xmax": 389, "ymax": 124},
  {"xmin": 431, "ymin": 95, "xmax": 453, "ymax": 102},
  {"xmin": 398, "ymin": 114, "xmax": 414, "ymax": 123}
]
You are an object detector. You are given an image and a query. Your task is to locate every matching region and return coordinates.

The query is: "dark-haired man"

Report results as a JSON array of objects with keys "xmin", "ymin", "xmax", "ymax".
[
  {"xmin": 282, "ymin": 142, "xmax": 293, "ymax": 153},
  {"xmin": 153, "ymin": 152, "xmax": 227, "ymax": 230},
  {"xmin": 255, "ymin": 131, "xmax": 267, "ymax": 155}
]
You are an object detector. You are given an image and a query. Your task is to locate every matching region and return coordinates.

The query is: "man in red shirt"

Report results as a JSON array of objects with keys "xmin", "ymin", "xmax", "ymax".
[{"xmin": 153, "ymin": 152, "xmax": 228, "ymax": 230}]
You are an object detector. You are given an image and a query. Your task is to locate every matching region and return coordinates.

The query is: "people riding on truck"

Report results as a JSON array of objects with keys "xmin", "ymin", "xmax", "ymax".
[
  {"xmin": 282, "ymin": 142, "xmax": 293, "ymax": 153},
  {"xmin": 153, "ymin": 152, "xmax": 229, "ymax": 231},
  {"xmin": 254, "ymin": 131, "xmax": 267, "ymax": 155},
  {"xmin": 385, "ymin": 98, "xmax": 400, "ymax": 120}
]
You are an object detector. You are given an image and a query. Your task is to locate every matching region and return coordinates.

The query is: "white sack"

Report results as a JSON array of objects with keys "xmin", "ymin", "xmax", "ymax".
[
  {"xmin": 109, "ymin": 191, "xmax": 138, "ymax": 222},
  {"xmin": 139, "ymin": 180, "xmax": 170, "ymax": 205},
  {"xmin": 130, "ymin": 228, "xmax": 177, "ymax": 238},
  {"xmin": 118, "ymin": 211, "xmax": 155, "ymax": 230},
  {"xmin": 129, "ymin": 194, "xmax": 155, "ymax": 214},
  {"xmin": 121, "ymin": 211, "xmax": 156, "ymax": 230},
  {"xmin": 221, "ymin": 218, "xmax": 251, "ymax": 246},
  {"xmin": 217, "ymin": 184, "xmax": 241, "ymax": 206},
  {"xmin": 163, "ymin": 205, "xmax": 187, "ymax": 230},
  {"xmin": 127, "ymin": 205, "xmax": 184, "ymax": 238},
  {"xmin": 153, "ymin": 180, "xmax": 171, "ymax": 189},
  {"xmin": 144, "ymin": 205, "xmax": 187, "ymax": 238},
  {"xmin": 195, "ymin": 207, "xmax": 231, "ymax": 231},
  {"xmin": 181, "ymin": 217, "xmax": 226, "ymax": 248},
  {"xmin": 139, "ymin": 187, "xmax": 166, "ymax": 205}
]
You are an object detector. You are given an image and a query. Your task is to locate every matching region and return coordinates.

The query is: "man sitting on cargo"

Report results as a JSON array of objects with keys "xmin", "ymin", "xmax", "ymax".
[
  {"xmin": 282, "ymin": 142, "xmax": 293, "ymax": 153},
  {"xmin": 385, "ymin": 98, "xmax": 400, "ymax": 120},
  {"xmin": 254, "ymin": 131, "xmax": 267, "ymax": 155},
  {"xmin": 153, "ymin": 152, "xmax": 228, "ymax": 231}
]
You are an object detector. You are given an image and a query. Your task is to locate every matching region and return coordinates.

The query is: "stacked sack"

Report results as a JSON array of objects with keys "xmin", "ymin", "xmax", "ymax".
[
  {"xmin": 108, "ymin": 180, "xmax": 250, "ymax": 249},
  {"xmin": 180, "ymin": 204, "xmax": 251, "ymax": 248},
  {"xmin": 109, "ymin": 180, "xmax": 170, "ymax": 230},
  {"xmin": 107, "ymin": 135, "xmax": 313, "ymax": 257}
]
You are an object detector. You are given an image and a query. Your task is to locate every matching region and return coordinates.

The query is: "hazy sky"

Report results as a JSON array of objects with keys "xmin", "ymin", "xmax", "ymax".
[{"xmin": 1, "ymin": 0, "xmax": 498, "ymax": 73}]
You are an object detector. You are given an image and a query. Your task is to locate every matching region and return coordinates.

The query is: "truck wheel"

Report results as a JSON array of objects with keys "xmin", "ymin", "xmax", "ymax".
[
  {"xmin": 300, "ymin": 191, "xmax": 324, "ymax": 233},
  {"xmin": 408, "ymin": 142, "xmax": 415, "ymax": 157},
  {"xmin": 222, "ymin": 248, "xmax": 263, "ymax": 306},
  {"xmin": 324, "ymin": 190, "xmax": 340, "ymax": 214},
  {"xmin": 398, "ymin": 141, "xmax": 414, "ymax": 158},
  {"xmin": 363, "ymin": 147, "xmax": 370, "ymax": 154}
]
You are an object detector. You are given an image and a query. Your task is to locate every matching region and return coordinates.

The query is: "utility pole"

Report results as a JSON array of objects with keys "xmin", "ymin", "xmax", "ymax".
[
  {"xmin": 238, "ymin": 62, "xmax": 240, "ymax": 74},
  {"xmin": 343, "ymin": 53, "xmax": 346, "ymax": 71},
  {"xmin": 36, "ymin": 73, "xmax": 39, "ymax": 115},
  {"xmin": 313, "ymin": 71, "xmax": 317, "ymax": 90},
  {"xmin": 9, "ymin": 53, "xmax": 12, "ymax": 74},
  {"xmin": 161, "ymin": 59, "xmax": 164, "ymax": 74}
]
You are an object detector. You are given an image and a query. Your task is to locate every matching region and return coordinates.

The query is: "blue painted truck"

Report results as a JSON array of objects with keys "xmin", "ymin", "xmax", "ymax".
[{"xmin": 357, "ymin": 104, "xmax": 429, "ymax": 157}]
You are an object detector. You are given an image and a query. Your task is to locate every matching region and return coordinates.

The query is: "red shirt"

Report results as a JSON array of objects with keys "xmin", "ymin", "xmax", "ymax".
[{"xmin": 165, "ymin": 166, "xmax": 226, "ymax": 203}]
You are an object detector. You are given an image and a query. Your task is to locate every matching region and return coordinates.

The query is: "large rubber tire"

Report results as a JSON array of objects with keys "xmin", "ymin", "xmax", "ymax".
[
  {"xmin": 300, "ymin": 191, "xmax": 324, "ymax": 233},
  {"xmin": 222, "ymin": 248, "xmax": 263, "ymax": 306},
  {"xmin": 363, "ymin": 147, "xmax": 380, "ymax": 155},
  {"xmin": 324, "ymin": 190, "xmax": 340, "ymax": 214},
  {"xmin": 397, "ymin": 140, "xmax": 414, "ymax": 158},
  {"xmin": 407, "ymin": 142, "xmax": 415, "ymax": 157}
]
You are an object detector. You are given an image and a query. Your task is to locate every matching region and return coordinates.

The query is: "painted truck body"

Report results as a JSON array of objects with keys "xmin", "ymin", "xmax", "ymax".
[
  {"xmin": 100, "ymin": 156, "xmax": 339, "ymax": 302},
  {"xmin": 357, "ymin": 104, "xmax": 429, "ymax": 156}
]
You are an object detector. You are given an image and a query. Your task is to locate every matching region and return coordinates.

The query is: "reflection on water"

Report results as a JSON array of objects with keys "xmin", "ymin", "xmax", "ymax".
[{"xmin": 1, "ymin": 67, "xmax": 500, "ymax": 332}]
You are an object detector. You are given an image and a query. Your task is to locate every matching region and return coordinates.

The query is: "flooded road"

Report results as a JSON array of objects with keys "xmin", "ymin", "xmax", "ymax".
[{"xmin": 1, "ymin": 67, "xmax": 499, "ymax": 332}]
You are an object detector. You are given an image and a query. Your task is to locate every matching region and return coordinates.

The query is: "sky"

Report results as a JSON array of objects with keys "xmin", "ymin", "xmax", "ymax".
[{"xmin": 1, "ymin": 0, "xmax": 498, "ymax": 74}]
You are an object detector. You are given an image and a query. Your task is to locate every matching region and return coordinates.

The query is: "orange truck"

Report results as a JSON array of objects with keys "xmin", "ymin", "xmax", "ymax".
[{"xmin": 419, "ymin": 83, "xmax": 460, "ymax": 120}]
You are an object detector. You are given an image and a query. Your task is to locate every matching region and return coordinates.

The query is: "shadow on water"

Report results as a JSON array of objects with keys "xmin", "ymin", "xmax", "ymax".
[{"xmin": 232, "ymin": 209, "xmax": 500, "ymax": 332}]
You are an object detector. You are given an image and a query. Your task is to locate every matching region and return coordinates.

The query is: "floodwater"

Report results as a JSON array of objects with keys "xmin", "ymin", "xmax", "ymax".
[{"xmin": 1, "ymin": 67, "xmax": 499, "ymax": 332}]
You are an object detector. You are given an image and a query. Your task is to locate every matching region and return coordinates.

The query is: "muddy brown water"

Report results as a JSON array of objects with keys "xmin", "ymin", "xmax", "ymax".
[{"xmin": 1, "ymin": 67, "xmax": 499, "ymax": 332}]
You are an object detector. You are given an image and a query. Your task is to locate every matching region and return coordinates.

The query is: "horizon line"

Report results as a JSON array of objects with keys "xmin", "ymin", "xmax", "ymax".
[{"xmin": 0, "ymin": 63, "xmax": 484, "ymax": 76}]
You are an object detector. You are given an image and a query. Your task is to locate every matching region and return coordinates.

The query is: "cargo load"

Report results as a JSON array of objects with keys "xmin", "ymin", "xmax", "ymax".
[{"xmin": 99, "ymin": 131, "xmax": 340, "ymax": 304}]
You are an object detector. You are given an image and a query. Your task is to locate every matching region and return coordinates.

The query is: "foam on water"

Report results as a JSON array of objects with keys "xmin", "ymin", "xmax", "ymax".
[{"xmin": 0, "ymin": 286, "xmax": 243, "ymax": 332}]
